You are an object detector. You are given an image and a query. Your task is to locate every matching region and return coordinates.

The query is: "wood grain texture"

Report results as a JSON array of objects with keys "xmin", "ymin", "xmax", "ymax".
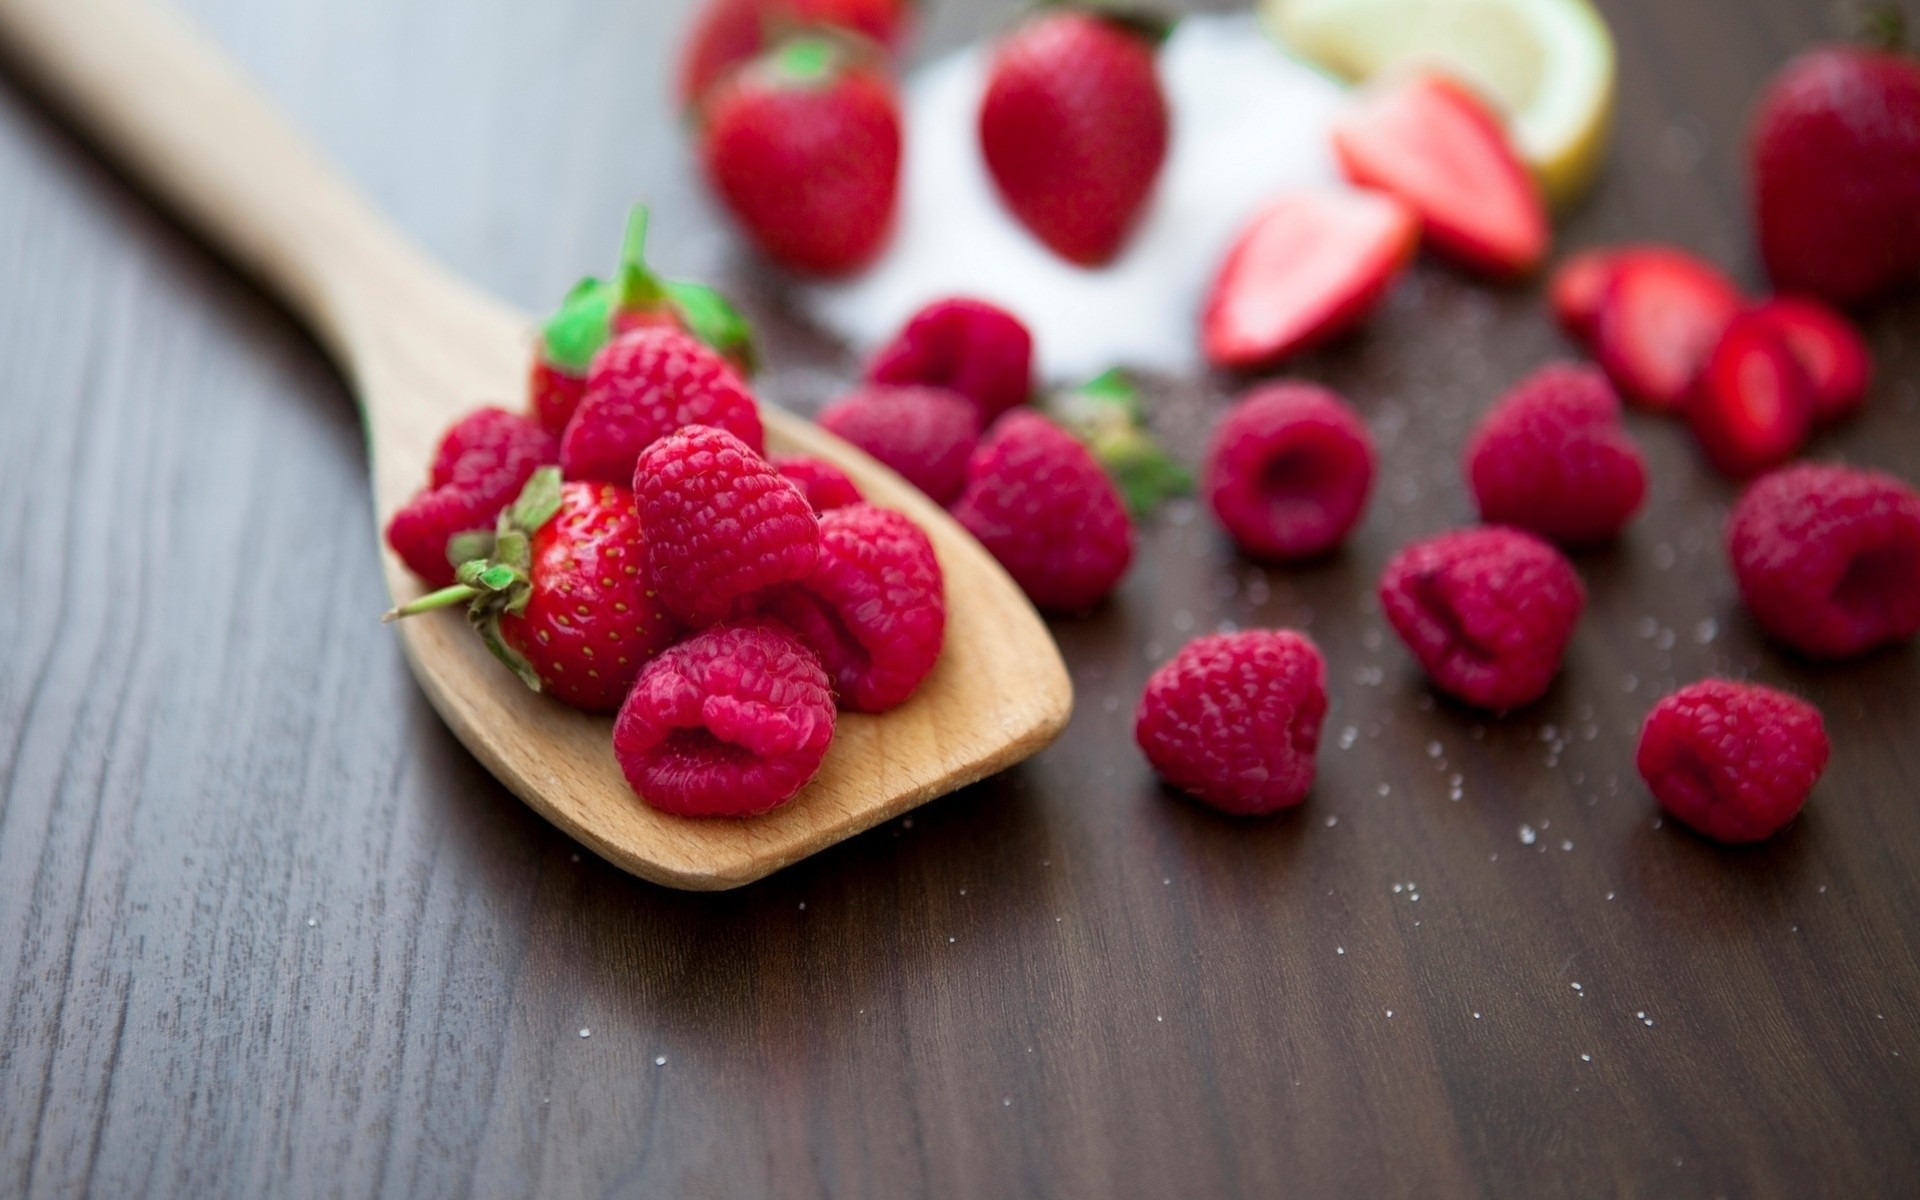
[{"xmin": 3, "ymin": 0, "xmax": 1920, "ymax": 1194}]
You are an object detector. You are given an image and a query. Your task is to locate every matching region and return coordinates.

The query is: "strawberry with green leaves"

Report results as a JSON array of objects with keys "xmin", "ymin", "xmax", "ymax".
[
  {"xmin": 530, "ymin": 206, "xmax": 756, "ymax": 435},
  {"xmin": 387, "ymin": 468, "xmax": 680, "ymax": 713}
]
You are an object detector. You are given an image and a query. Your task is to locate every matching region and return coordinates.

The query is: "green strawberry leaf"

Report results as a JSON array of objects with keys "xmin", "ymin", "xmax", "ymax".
[
  {"xmin": 666, "ymin": 280, "xmax": 759, "ymax": 375},
  {"xmin": 1043, "ymin": 369, "xmax": 1193, "ymax": 517}
]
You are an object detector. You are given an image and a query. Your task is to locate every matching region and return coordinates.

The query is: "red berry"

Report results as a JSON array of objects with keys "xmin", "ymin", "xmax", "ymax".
[
  {"xmin": 387, "ymin": 408, "xmax": 558, "ymax": 588},
  {"xmin": 530, "ymin": 359, "xmax": 588, "ymax": 436},
  {"xmin": 634, "ymin": 425, "xmax": 820, "ymax": 627},
  {"xmin": 1727, "ymin": 463, "xmax": 1920, "ymax": 659},
  {"xmin": 1637, "ymin": 680, "xmax": 1829, "ymax": 844},
  {"xmin": 817, "ymin": 385, "xmax": 980, "ymax": 504},
  {"xmin": 1202, "ymin": 382, "xmax": 1375, "ymax": 561},
  {"xmin": 1687, "ymin": 312, "xmax": 1815, "ymax": 478},
  {"xmin": 1379, "ymin": 527, "xmax": 1586, "ymax": 711},
  {"xmin": 979, "ymin": 11, "xmax": 1170, "ymax": 266},
  {"xmin": 1751, "ymin": 46, "xmax": 1920, "ymax": 304},
  {"xmin": 1202, "ymin": 188, "xmax": 1420, "ymax": 370},
  {"xmin": 1465, "ymin": 363, "xmax": 1647, "ymax": 544},
  {"xmin": 699, "ymin": 37, "xmax": 902, "ymax": 276},
  {"xmin": 1550, "ymin": 246, "xmax": 1628, "ymax": 341},
  {"xmin": 498, "ymin": 481, "xmax": 681, "ymax": 711},
  {"xmin": 1591, "ymin": 247, "xmax": 1744, "ymax": 411},
  {"xmin": 866, "ymin": 297, "xmax": 1034, "ymax": 420},
  {"xmin": 773, "ymin": 454, "xmax": 864, "ymax": 512},
  {"xmin": 763, "ymin": 504, "xmax": 946, "ymax": 712},
  {"xmin": 676, "ymin": 0, "xmax": 913, "ymax": 110},
  {"xmin": 613, "ymin": 621, "xmax": 836, "ymax": 818},
  {"xmin": 1134, "ymin": 630, "xmax": 1328, "ymax": 815},
  {"xmin": 561, "ymin": 327, "xmax": 763, "ymax": 486},
  {"xmin": 950, "ymin": 411, "xmax": 1134, "ymax": 612},
  {"xmin": 1331, "ymin": 71, "xmax": 1549, "ymax": 278},
  {"xmin": 1745, "ymin": 296, "xmax": 1873, "ymax": 425}
]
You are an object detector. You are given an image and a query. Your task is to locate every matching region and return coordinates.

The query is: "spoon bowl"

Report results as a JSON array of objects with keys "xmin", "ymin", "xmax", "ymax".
[{"xmin": 0, "ymin": 0, "xmax": 1073, "ymax": 888}]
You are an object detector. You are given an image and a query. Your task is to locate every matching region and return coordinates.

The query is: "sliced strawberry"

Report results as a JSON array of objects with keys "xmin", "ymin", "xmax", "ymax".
[
  {"xmin": 1744, "ymin": 296, "xmax": 1872, "ymax": 425},
  {"xmin": 1202, "ymin": 188, "xmax": 1420, "ymax": 370},
  {"xmin": 1687, "ymin": 313, "xmax": 1815, "ymax": 478},
  {"xmin": 1549, "ymin": 248, "xmax": 1618, "ymax": 341},
  {"xmin": 1331, "ymin": 71, "xmax": 1549, "ymax": 279},
  {"xmin": 1591, "ymin": 248, "xmax": 1744, "ymax": 411}
]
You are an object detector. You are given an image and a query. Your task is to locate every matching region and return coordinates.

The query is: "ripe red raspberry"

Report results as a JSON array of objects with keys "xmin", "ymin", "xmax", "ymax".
[
  {"xmin": 763, "ymin": 504, "xmax": 945, "ymax": 712},
  {"xmin": 1379, "ymin": 527, "xmax": 1586, "ymax": 710},
  {"xmin": 1636, "ymin": 680, "xmax": 1829, "ymax": 843},
  {"xmin": 1727, "ymin": 463, "xmax": 1920, "ymax": 659},
  {"xmin": 866, "ymin": 297, "xmax": 1034, "ymax": 420},
  {"xmin": 1464, "ymin": 363, "xmax": 1648, "ymax": 545},
  {"xmin": 1202, "ymin": 382, "xmax": 1375, "ymax": 561},
  {"xmin": 772, "ymin": 454, "xmax": 864, "ymax": 512},
  {"xmin": 817, "ymin": 385, "xmax": 981, "ymax": 505},
  {"xmin": 613, "ymin": 621, "xmax": 836, "ymax": 818},
  {"xmin": 950, "ymin": 411, "xmax": 1135, "ymax": 611},
  {"xmin": 560, "ymin": 327, "xmax": 763, "ymax": 486},
  {"xmin": 387, "ymin": 408, "xmax": 558, "ymax": 588},
  {"xmin": 634, "ymin": 426, "xmax": 820, "ymax": 627},
  {"xmin": 1134, "ymin": 630, "xmax": 1328, "ymax": 815}
]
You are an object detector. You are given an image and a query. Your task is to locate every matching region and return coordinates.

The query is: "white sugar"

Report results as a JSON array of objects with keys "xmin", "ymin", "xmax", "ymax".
[{"xmin": 802, "ymin": 15, "xmax": 1348, "ymax": 381}]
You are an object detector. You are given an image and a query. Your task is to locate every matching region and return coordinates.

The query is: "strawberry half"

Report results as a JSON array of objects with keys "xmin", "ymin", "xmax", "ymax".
[
  {"xmin": 1591, "ymin": 247, "xmax": 1744, "ymax": 411},
  {"xmin": 1201, "ymin": 188, "xmax": 1420, "ymax": 370},
  {"xmin": 1687, "ymin": 313, "xmax": 1816, "ymax": 478},
  {"xmin": 387, "ymin": 470, "xmax": 680, "ymax": 712},
  {"xmin": 1744, "ymin": 296, "xmax": 1872, "ymax": 425},
  {"xmin": 1331, "ymin": 71, "xmax": 1550, "ymax": 279},
  {"xmin": 978, "ymin": 9, "xmax": 1171, "ymax": 266},
  {"xmin": 699, "ymin": 35, "xmax": 903, "ymax": 276}
]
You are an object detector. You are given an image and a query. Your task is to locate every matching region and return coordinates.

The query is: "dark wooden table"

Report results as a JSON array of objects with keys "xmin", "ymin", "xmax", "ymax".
[{"xmin": 5, "ymin": 0, "xmax": 1920, "ymax": 1195}]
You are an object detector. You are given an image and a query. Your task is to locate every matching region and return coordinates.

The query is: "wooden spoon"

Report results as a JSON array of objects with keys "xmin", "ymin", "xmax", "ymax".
[{"xmin": 0, "ymin": 0, "xmax": 1072, "ymax": 889}]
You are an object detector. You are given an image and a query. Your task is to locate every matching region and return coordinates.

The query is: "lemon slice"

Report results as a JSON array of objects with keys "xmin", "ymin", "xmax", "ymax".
[{"xmin": 1261, "ymin": 0, "xmax": 1615, "ymax": 207}]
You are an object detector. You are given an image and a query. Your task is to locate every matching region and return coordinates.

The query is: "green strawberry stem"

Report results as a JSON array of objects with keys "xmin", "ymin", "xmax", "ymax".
[
  {"xmin": 538, "ymin": 204, "xmax": 759, "ymax": 377},
  {"xmin": 1043, "ymin": 369, "xmax": 1192, "ymax": 517},
  {"xmin": 379, "ymin": 468, "xmax": 564, "ymax": 693},
  {"xmin": 1860, "ymin": 6, "xmax": 1907, "ymax": 52},
  {"xmin": 773, "ymin": 36, "xmax": 841, "ymax": 83}
]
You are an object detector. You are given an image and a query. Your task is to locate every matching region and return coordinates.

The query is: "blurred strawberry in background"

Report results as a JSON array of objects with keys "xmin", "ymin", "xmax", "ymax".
[{"xmin": 678, "ymin": 0, "xmax": 914, "ymax": 109}]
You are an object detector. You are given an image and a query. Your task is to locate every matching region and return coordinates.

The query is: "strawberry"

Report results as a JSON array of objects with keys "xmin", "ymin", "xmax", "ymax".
[
  {"xmin": 1331, "ymin": 71, "xmax": 1549, "ymax": 278},
  {"xmin": 1745, "ymin": 296, "xmax": 1873, "ymax": 425},
  {"xmin": 1687, "ymin": 313, "xmax": 1815, "ymax": 478},
  {"xmin": 1589, "ymin": 247, "xmax": 1744, "ymax": 411},
  {"xmin": 1201, "ymin": 188, "xmax": 1420, "ymax": 370},
  {"xmin": 698, "ymin": 36, "xmax": 902, "ymax": 276},
  {"xmin": 1549, "ymin": 244, "xmax": 1669, "ymax": 341},
  {"xmin": 978, "ymin": 9, "xmax": 1171, "ymax": 266},
  {"xmin": 530, "ymin": 206, "xmax": 755, "ymax": 435},
  {"xmin": 387, "ymin": 469, "xmax": 680, "ymax": 712},
  {"xmin": 1750, "ymin": 31, "xmax": 1920, "ymax": 305},
  {"xmin": 676, "ymin": 0, "xmax": 913, "ymax": 110}
]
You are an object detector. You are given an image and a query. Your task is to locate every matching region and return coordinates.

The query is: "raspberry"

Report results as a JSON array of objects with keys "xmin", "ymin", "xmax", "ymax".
[
  {"xmin": 1636, "ymin": 680, "xmax": 1829, "ymax": 843},
  {"xmin": 1464, "ymin": 363, "xmax": 1648, "ymax": 545},
  {"xmin": 1134, "ymin": 630, "xmax": 1328, "ymax": 815},
  {"xmin": 560, "ymin": 327, "xmax": 763, "ymax": 485},
  {"xmin": 613, "ymin": 621, "xmax": 836, "ymax": 818},
  {"xmin": 1727, "ymin": 463, "xmax": 1920, "ymax": 659},
  {"xmin": 773, "ymin": 455, "xmax": 864, "ymax": 512},
  {"xmin": 634, "ymin": 426, "xmax": 820, "ymax": 627},
  {"xmin": 763, "ymin": 504, "xmax": 946, "ymax": 712},
  {"xmin": 816, "ymin": 385, "xmax": 980, "ymax": 505},
  {"xmin": 387, "ymin": 408, "xmax": 558, "ymax": 588},
  {"xmin": 866, "ymin": 297, "xmax": 1035, "ymax": 420},
  {"xmin": 950, "ymin": 411, "xmax": 1135, "ymax": 611},
  {"xmin": 1378, "ymin": 526, "xmax": 1586, "ymax": 710},
  {"xmin": 1202, "ymin": 382, "xmax": 1375, "ymax": 561}
]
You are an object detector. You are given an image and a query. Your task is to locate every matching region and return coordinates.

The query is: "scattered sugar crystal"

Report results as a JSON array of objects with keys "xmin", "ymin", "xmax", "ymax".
[{"xmin": 1519, "ymin": 824, "xmax": 1538, "ymax": 846}]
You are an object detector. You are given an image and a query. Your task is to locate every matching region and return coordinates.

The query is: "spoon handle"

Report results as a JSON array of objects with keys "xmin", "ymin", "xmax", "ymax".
[{"xmin": 0, "ymin": 0, "xmax": 468, "ymax": 385}]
